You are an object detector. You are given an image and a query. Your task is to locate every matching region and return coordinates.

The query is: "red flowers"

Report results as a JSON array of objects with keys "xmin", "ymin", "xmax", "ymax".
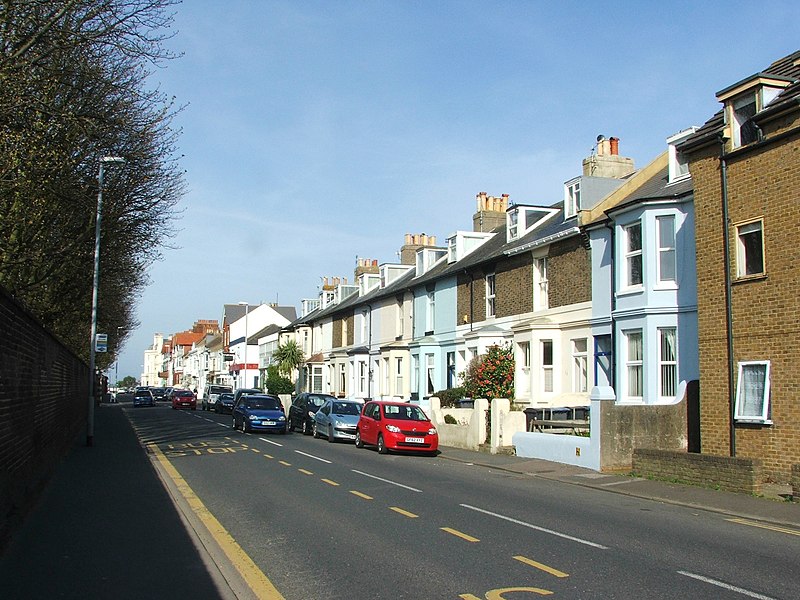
[{"xmin": 461, "ymin": 344, "xmax": 515, "ymax": 400}]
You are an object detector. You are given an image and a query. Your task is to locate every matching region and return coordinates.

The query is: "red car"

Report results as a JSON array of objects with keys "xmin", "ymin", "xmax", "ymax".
[
  {"xmin": 355, "ymin": 401, "xmax": 438, "ymax": 455},
  {"xmin": 171, "ymin": 389, "xmax": 196, "ymax": 410}
]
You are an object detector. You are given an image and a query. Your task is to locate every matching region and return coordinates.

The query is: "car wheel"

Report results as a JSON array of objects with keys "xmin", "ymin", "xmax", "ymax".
[
  {"xmin": 327, "ymin": 426, "xmax": 334, "ymax": 443},
  {"xmin": 301, "ymin": 419, "xmax": 310, "ymax": 435},
  {"xmin": 242, "ymin": 420, "xmax": 249, "ymax": 433},
  {"xmin": 286, "ymin": 417, "xmax": 294, "ymax": 433},
  {"xmin": 313, "ymin": 422, "xmax": 320, "ymax": 439},
  {"xmin": 377, "ymin": 434, "xmax": 388, "ymax": 455},
  {"xmin": 355, "ymin": 431, "xmax": 364, "ymax": 448}
]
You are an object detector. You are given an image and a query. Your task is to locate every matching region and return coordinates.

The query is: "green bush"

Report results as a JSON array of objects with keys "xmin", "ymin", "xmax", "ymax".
[
  {"xmin": 444, "ymin": 414, "xmax": 458, "ymax": 425},
  {"xmin": 461, "ymin": 344, "xmax": 514, "ymax": 400},
  {"xmin": 265, "ymin": 365, "xmax": 294, "ymax": 394},
  {"xmin": 433, "ymin": 386, "xmax": 466, "ymax": 407}
]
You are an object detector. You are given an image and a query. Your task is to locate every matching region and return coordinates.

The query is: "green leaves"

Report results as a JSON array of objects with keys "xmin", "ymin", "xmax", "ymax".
[{"xmin": 461, "ymin": 344, "xmax": 515, "ymax": 400}]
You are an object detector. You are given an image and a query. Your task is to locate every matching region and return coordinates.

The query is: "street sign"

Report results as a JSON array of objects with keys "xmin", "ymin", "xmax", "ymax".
[{"xmin": 95, "ymin": 333, "xmax": 108, "ymax": 353}]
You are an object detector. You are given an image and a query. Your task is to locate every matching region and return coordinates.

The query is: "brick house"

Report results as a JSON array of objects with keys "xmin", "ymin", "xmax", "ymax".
[{"xmin": 679, "ymin": 49, "xmax": 800, "ymax": 481}]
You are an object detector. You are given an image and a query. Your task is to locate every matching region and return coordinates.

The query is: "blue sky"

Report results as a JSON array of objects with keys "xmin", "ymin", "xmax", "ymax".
[{"xmin": 116, "ymin": 0, "xmax": 799, "ymax": 379}]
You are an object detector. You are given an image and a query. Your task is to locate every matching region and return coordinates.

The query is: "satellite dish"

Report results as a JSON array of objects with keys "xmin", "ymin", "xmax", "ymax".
[{"xmin": 596, "ymin": 134, "xmax": 605, "ymax": 142}]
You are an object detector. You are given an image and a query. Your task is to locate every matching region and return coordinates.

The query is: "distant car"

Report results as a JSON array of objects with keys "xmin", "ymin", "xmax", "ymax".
[
  {"xmin": 232, "ymin": 394, "xmax": 287, "ymax": 434},
  {"xmin": 132, "ymin": 389, "xmax": 155, "ymax": 407},
  {"xmin": 313, "ymin": 399, "xmax": 362, "ymax": 442},
  {"xmin": 171, "ymin": 389, "xmax": 196, "ymax": 410},
  {"xmin": 355, "ymin": 400, "xmax": 438, "ymax": 455},
  {"xmin": 202, "ymin": 384, "xmax": 232, "ymax": 411},
  {"xmin": 150, "ymin": 387, "xmax": 167, "ymax": 402},
  {"xmin": 287, "ymin": 393, "xmax": 335, "ymax": 435},
  {"xmin": 214, "ymin": 392, "xmax": 235, "ymax": 414}
]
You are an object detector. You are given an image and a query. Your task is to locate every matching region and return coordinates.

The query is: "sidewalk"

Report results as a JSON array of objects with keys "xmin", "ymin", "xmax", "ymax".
[
  {"xmin": 2, "ymin": 406, "xmax": 797, "ymax": 600},
  {"xmin": 0, "ymin": 404, "xmax": 234, "ymax": 600}
]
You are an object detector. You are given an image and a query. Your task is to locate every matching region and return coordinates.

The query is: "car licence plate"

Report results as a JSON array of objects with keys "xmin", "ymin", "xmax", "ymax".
[
  {"xmin": 405, "ymin": 437, "xmax": 424, "ymax": 444},
  {"xmin": 261, "ymin": 421, "xmax": 275, "ymax": 426}
]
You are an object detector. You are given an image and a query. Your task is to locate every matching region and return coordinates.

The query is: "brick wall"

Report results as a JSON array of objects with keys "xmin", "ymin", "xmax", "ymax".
[
  {"xmin": 495, "ymin": 253, "xmax": 532, "ymax": 318},
  {"xmin": 0, "ymin": 286, "xmax": 88, "ymax": 547},
  {"xmin": 689, "ymin": 127, "xmax": 800, "ymax": 481},
  {"xmin": 793, "ymin": 464, "xmax": 800, "ymax": 500},
  {"xmin": 548, "ymin": 236, "xmax": 591, "ymax": 308},
  {"xmin": 633, "ymin": 448, "xmax": 762, "ymax": 495}
]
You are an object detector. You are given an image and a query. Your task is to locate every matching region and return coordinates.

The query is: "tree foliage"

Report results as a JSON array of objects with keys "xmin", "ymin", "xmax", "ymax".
[
  {"xmin": 0, "ymin": 0, "xmax": 184, "ymax": 367},
  {"xmin": 264, "ymin": 365, "xmax": 294, "ymax": 395},
  {"xmin": 273, "ymin": 340, "xmax": 305, "ymax": 378},
  {"xmin": 461, "ymin": 344, "xmax": 515, "ymax": 400}
]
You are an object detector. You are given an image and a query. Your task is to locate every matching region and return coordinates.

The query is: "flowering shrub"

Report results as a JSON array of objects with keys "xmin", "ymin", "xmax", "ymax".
[{"xmin": 461, "ymin": 344, "xmax": 515, "ymax": 400}]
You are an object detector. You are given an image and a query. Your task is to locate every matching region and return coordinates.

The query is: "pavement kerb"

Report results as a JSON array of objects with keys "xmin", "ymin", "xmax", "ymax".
[{"xmin": 438, "ymin": 450, "xmax": 800, "ymax": 530}]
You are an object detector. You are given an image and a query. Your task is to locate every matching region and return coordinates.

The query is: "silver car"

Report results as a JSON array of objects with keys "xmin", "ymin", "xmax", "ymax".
[{"xmin": 313, "ymin": 399, "xmax": 363, "ymax": 442}]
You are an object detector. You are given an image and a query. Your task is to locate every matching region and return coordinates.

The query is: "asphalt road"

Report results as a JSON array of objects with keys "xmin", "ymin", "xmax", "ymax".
[{"xmin": 126, "ymin": 400, "xmax": 800, "ymax": 600}]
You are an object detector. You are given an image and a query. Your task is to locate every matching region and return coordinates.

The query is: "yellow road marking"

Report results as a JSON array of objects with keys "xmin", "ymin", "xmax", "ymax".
[
  {"xmin": 513, "ymin": 555, "xmax": 569, "ymax": 577},
  {"xmin": 441, "ymin": 527, "xmax": 479, "ymax": 542},
  {"xmin": 727, "ymin": 518, "xmax": 800, "ymax": 536},
  {"xmin": 350, "ymin": 490, "xmax": 373, "ymax": 500},
  {"xmin": 148, "ymin": 443, "xmax": 285, "ymax": 600},
  {"xmin": 263, "ymin": 454, "xmax": 273, "ymax": 459},
  {"xmin": 321, "ymin": 478, "xmax": 340, "ymax": 486},
  {"xmin": 390, "ymin": 507, "xmax": 418, "ymax": 518},
  {"xmin": 298, "ymin": 469, "xmax": 314, "ymax": 475},
  {"xmin": 460, "ymin": 589, "xmax": 553, "ymax": 599},
  {"xmin": 278, "ymin": 460, "xmax": 291, "ymax": 466}
]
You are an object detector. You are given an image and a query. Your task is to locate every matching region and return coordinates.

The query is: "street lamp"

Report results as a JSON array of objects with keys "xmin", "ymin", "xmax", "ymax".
[
  {"xmin": 238, "ymin": 301, "xmax": 249, "ymax": 388},
  {"xmin": 87, "ymin": 156, "xmax": 125, "ymax": 447}
]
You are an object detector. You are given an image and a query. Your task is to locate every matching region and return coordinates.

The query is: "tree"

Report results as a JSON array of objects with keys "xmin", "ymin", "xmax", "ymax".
[
  {"xmin": 272, "ymin": 340, "xmax": 305, "ymax": 378},
  {"xmin": 118, "ymin": 375, "xmax": 138, "ymax": 389},
  {"xmin": 264, "ymin": 365, "xmax": 293, "ymax": 395},
  {"xmin": 461, "ymin": 344, "xmax": 515, "ymax": 400},
  {"xmin": 0, "ymin": 0, "xmax": 184, "ymax": 366}
]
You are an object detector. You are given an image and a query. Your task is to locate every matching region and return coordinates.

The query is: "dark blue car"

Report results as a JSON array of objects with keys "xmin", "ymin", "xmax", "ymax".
[{"xmin": 232, "ymin": 394, "xmax": 287, "ymax": 434}]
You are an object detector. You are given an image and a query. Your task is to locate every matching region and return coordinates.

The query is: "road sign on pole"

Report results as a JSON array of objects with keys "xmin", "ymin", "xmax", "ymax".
[{"xmin": 95, "ymin": 333, "xmax": 108, "ymax": 353}]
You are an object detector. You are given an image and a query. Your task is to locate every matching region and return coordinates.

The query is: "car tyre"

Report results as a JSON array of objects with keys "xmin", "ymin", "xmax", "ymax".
[
  {"xmin": 327, "ymin": 425, "xmax": 334, "ymax": 443},
  {"xmin": 301, "ymin": 419, "xmax": 310, "ymax": 435},
  {"xmin": 242, "ymin": 420, "xmax": 249, "ymax": 433},
  {"xmin": 355, "ymin": 431, "xmax": 364, "ymax": 448},
  {"xmin": 313, "ymin": 422, "xmax": 320, "ymax": 439},
  {"xmin": 232, "ymin": 417, "xmax": 237, "ymax": 430},
  {"xmin": 377, "ymin": 434, "xmax": 388, "ymax": 455}
]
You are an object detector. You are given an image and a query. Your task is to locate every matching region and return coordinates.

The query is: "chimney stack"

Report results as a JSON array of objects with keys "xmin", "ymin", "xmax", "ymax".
[
  {"xmin": 473, "ymin": 192, "xmax": 509, "ymax": 232},
  {"xmin": 583, "ymin": 135, "xmax": 634, "ymax": 178},
  {"xmin": 399, "ymin": 232, "xmax": 437, "ymax": 265}
]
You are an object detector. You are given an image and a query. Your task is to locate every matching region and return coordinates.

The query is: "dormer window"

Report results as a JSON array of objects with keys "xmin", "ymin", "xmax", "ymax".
[
  {"xmin": 717, "ymin": 76, "xmax": 790, "ymax": 149},
  {"xmin": 666, "ymin": 127, "xmax": 698, "ymax": 184},
  {"xmin": 564, "ymin": 179, "xmax": 581, "ymax": 218},
  {"xmin": 508, "ymin": 210, "xmax": 519, "ymax": 240},
  {"xmin": 505, "ymin": 205, "xmax": 560, "ymax": 243}
]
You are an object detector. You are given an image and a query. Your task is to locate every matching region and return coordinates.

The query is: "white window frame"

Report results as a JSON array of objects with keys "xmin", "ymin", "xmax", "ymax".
[
  {"xmin": 734, "ymin": 361, "xmax": 771, "ymax": 423},
  {"xmin": 394, "ymin": 357, "xmax": 403, "ymax": 396},
  {"xmin": 732, "ymin": 92, "xmax": 758, "ymax": 148},
  {"xmin": 358, "ymin": 361, "xmax": 366, "ymax": 394},
  {"xmin": 736, "ymin": 219, "xmax": 765, "ymax": 278},
  {"xmin": 426, "ymin": 354, "xmax": 435, "ymax": 395},
  {"xmin": 533, "ymin": 257, "xmax": 548, "ymax": 311},
  {"xmin": 625, "ymin": 330, "xmax": 643, "ymax": 401},
  {"xmin": 383, "ymin": 357, "xmax": 389, "ymax": 396},
  {"xmin": 658, "ymin": 328, "xmax": 677, "ymax": 399},
  {"xmin": 572, "ymin": 338, "xmax": 588, "ymax": 393},
  {"xmin": 486, "ymin": 273, "xmax": 496, "ymax": 318},
  {"xmin": 656, "ymin": 215, "xmax": 677, "ymax": 285},
  {"xmin": 565, "ymin": 179, "xmax": 580, "ymax": 218},
  {"xmin": 541, "ymin": 340, "xmax": 554, "ymax": 393},
  {"xmin": 426, "ymin": 291, "xmax": 435, "ymax": 332},
  {"xmin": 312, "ymin": 365, "xmax": 323, "ymax": 393},
  {"xmin": 624, "ymin": 222, "xmax": 643, "ymax": 289},
  {"xmin": 339, "ymin": 363, "xmax": 346, "ymax": 396},
  {"xmin": 518, "ymin": 341, "xmax": 530, "ymax": 371},
  {"xmin": 412, "ymin": 354, "xmax": 419, "ymax": 394},
  {"xmin": 397, "ymin": 299, "xmax": 404, "ymax": 337}
]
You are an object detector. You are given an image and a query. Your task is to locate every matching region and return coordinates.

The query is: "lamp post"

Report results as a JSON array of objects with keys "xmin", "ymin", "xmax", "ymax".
[
  {"xmin": 87, "ymin": 156, "xmax": 125, "ymax": 447},
  {"xmin": 238, "ymin": 301, "xmax": 249, "ymax": 388}
]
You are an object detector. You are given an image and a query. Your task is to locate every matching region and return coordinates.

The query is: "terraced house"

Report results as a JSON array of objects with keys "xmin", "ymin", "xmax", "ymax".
[{"xmin": 679, "ymin": 49, "xmax": 800, "ymax": 482}]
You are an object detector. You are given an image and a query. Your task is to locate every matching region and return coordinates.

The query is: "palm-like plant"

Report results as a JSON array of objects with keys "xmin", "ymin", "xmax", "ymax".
[{"xmin": 273, "ymin": 340, "xmax": 305, "ymax": 378}]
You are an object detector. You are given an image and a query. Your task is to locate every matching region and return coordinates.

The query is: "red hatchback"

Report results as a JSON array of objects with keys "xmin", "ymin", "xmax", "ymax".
[
  {"xmin": 171, "ymin": 389, "xmax": 196, "ymax": 410},
  {"xmin": 355, "ymin": 401, "xmax": 438, "ymax": 455}
]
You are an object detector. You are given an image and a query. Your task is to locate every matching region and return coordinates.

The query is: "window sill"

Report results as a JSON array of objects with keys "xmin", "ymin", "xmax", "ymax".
[
  {"xmin": 733, "ymin": 273, "xmax": 767, "ymax": 284},
  {"xmin": 616, "ymin": 287, "xmax": 643, "ymax": 298},
  {"xmin": 735, "ymin": 418, "xmax": 773, "ymax": 426},
  {"xmin": 653, "ymin": 282, "xmax": 679, "ymax": 291}
]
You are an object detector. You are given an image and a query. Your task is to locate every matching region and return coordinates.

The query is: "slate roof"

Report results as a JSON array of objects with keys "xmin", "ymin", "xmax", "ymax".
[
  {"xmin": 680, "ymin": 49, "xmax": 800, "ymax": 152},
  {"xmin": 602, "ymin": 166, "xmax": 693, "ymax": 218}
]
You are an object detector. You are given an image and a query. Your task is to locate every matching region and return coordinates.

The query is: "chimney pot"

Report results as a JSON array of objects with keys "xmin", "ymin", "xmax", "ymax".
[{"xmin": 610, "ymin": 137, "xmax": 619, "ymax": 155}]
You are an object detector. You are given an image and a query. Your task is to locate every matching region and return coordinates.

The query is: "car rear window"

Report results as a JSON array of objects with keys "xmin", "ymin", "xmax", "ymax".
[
  {"xmin": 175, "ymin": 390, "xmax": 193, "ymax": 397},
  {"xmin": 383, "ymin": 404, "xmax": 428, "ymax": 421},
  {"xmin": 246, "ymin": 397, "xmax": 281, "ymax": 410}
]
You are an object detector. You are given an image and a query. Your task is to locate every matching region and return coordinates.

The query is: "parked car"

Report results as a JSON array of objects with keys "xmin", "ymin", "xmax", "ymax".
[
  {"xmin": 232, "ymin": 394, "xmax": 287, "ymax": 434},
  {"xmin": 214, "ymin": 392, "xmax": 235, "ymax": 414},
  {"xmin": 355, "ymin": 401, "xmax": 438, "ymax": 455},
  {"xmin": 313, "ymin": 399, "xmax": 362, "ymax": 442},
  {"xmin": 202, "ymin": 384, "xmax": 232, "ymax": 411},
  {"xmin": 132, "ymin": 389, "xmax": 155, "ymax": 407},
  {"xmin": 287, "ymin": 393, "xmax": 335, "ymax": 435},
  {"xmin": 171, "ymin": 388, "xmax": 196, "ymax": 410}
]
